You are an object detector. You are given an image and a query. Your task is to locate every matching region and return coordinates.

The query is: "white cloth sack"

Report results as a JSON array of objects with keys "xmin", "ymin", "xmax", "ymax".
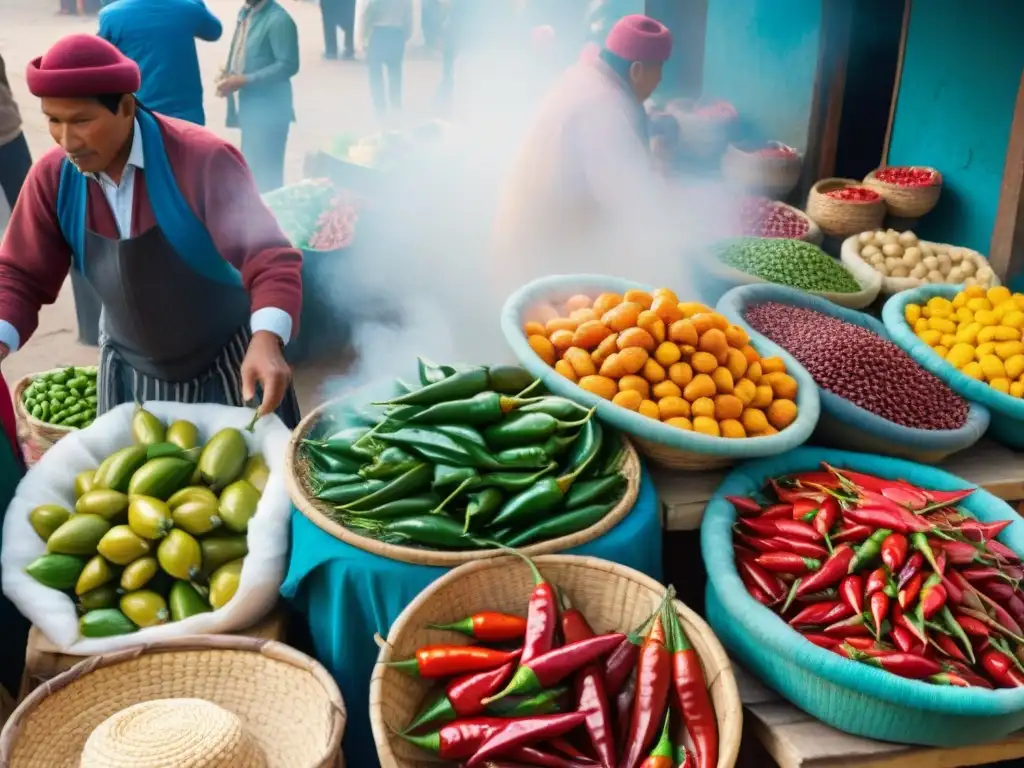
[{"xmin": 1, "ymin": 402, "xmax": 291, "ymax": 655}]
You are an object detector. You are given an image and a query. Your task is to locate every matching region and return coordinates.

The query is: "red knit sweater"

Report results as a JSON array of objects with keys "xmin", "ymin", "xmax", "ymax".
[{"xmin": 0, "ymin": 113, "xmax": 302, "ymax": 347}]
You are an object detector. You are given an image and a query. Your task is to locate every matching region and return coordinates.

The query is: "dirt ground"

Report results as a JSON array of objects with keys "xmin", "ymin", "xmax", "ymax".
[{"xmin": 0, "ymin": 0, "xmax": 446, "ymax": 410}]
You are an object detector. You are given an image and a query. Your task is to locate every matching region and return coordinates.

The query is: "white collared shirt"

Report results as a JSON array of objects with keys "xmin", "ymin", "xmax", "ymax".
[{"xmin": 0, "ymin": 120, "xmax": 292, "ymax": 353}]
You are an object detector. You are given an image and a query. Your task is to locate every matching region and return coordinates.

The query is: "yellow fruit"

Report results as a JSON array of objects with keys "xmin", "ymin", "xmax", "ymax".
[
  {"xmin": 945, "ymin": 344, "xmax": 975, "ymax": 369},
  {"xmin": 927, "ymin": 296, "xmax": 953, "ymax": 313},
  {"xmin": 955, "ymin": 323, "xmax": 982, "ymax": 345},
  {"xmin": 690, "ymin": 397, "xmax": 715, "ymax": 419},
  {"xmin": 741, "ymin": 408, "xmax": 769, "ymax": 433},
  {"xmin": 933, "ymin": 346, "xmax": 949, "ymax": 359},
  {"xmin": 964, "ymin": 285, "xmax": 987, "ymax": 299},
  {"xmin": 995, "ymin": 326, "xmax": 1021, "ymax": 341},
  {"xmin": 918, "ymin": 329, "xmax": 942, "ymax": 346},
  {"xmin": 120, "ymin": 557, "xmax": 159, "ymax": 591},
  {"xmin": 1010, "ymin": 381, "xmax": 1024, "ymax": 398},
  {"xmin": 988, "ymin": 286, "xmax": 1012, "ymax": 305},
  {"xmin": 1003, "ymin": 311, "xmax": 1024, "ymax": 329},
  {"xmin": 904, "ymin": 304, "xmax": 922, "ymax": 324},
  {"xmin": 962, "ymin": 362, "xmax": 984, "ymax": 380},
  {"xmin": 120, "ymin": 590, "xmax": 169, "ymax": 628},
  {"xmin": 977, "ymin": 326, "xmax": 999, "ymax": 344},
  {"xmin": 75, "ymin": 555, "xmax": 114, "ymax": 596},
  {"xmin": 767, "ymin": 400, "xmax": 798, "ymax": 430},
  {"xmin": 955, "ymin": 307, "xmax": 974, "ymax": 324},
  {"xmin": 913, "ymin": 318, "xmax": 930, "ymax": 334},
  {"xmin": 710, "ymin": 367, "xmax": 734, "ymax": 394},
  {"xmin": 952, "ymin": 293, "xmax": 967, "ymax": 308},
  {"xmin": 578, "ymin": 375, "xmax": 618, "ymax": 400},
  {"xmin": 654, "ymin": 341, "xmax": 681, "ymax": 367},
  {"xmin": 612, "ymin": 390, "xmax": 643, "ymax": 411},
  {"xmin": 1005, "ymin": 355, "xmax": 1024, "ymax": 380},
  {"xmin": 658, "ymin": 397, "xmax": 691, "ymax": 421},
  {"xmin": 927, "ymin": 317, "xmax": 955, "ymax": 334},
  {"xmin": 667, "ymin": 362, "xmax": 693, "ymax": 389},
  {"xmin": 990, "ymin": 378, "xmax": 1011, "ymax": 394},
  {"xmin": 618, "ymin": 375, "xmax": 650, "ymax": 399},
  {"xmin": 96, "ymin": 525, "xmax": 150, "ymax": 566},
  {"xmin": 996, "ymin": 341, "xmax": 1024, "ymax": 360},
  {"xmin": 209, "ymin": 559, "xmax": 243, "ymax": 609},
  {"xmin": 980, "ymin": 355, "xmax": 1006, "ymax": 381},
  {"xmin": 682, "ymin": 374, "xmax": 716, "ymax": 401},
  {"xmin": 975, "ymin": 310, "xmax": 998, "ymax": 327},
  {"xmin": 637, "ymin": 400, "xmax": 660, "ymax": 419},
  {"xmin": 966, "ymin": 297, "xmax": 991, "ymax": 311},
  {"xmin": 692, "ymin": 417, "xmax": 720, "ymax": 437},
  {"xmin": 157, "ymin": 529, "xmax": 202, "ymax": 581},
  {"xmin": 976, "ymin": 342, "xmax": 997, "ymax": 359},
  {"xmin": 664, "ymin": 417, "xmax": 692, "ymax": 430},
  {"xmin": 127, "ymin": 496, "xmax": 173, "ymax": 540},
  {"xmin": 940, "ymin": 334, "xmax": 957, "ymax": 348},
  {"xmin": 720, "ymin": 420, "xmax": 746, "ymax": 439},
  {"xmin": 734, "ymin": 379, "xmax": 757, "ymax": 406}
]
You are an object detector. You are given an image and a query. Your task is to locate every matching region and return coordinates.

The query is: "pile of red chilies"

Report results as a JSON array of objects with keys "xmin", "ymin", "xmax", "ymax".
[
  {"xmin": 824, "ymin": 187, "xmax": 881, "ymax": 203},
  {"xmin": 389, "ymin": 551, "xmax": 718, "ymax": 768},
  {"xmin": 730, "ymin": 463, "xmax": 1024, "ymax": 689},
  {"xmin": 874, "ymin": 167, "xmax": 936, "ymax": 187}
]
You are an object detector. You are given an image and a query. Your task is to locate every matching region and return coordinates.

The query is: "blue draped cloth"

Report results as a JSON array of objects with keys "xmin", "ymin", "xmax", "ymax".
[{"xmin": 280, "ymin": 465, "xmax": 663, "ymax": 767}]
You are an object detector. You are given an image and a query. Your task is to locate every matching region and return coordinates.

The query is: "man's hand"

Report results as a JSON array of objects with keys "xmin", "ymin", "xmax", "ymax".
[
  {"xmin": 241, "ymin": 331, "xmax": 291, "ymax": 418},
  {"xmin": 216, "ymin": 74, "xmax": 247, "ymax": 97}
]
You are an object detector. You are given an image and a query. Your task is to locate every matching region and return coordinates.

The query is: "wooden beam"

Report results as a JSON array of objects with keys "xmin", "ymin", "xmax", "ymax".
[
  {"xmin": 989, "ymin": 69, "xmax": 1024, "ymax": 281},
  {"xmin": 881, "ymin": 0, "xmax": 913, "ymax": 166}
]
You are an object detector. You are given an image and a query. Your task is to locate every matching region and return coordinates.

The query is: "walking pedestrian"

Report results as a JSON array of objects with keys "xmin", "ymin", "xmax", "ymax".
[
  {"xmin": 361, "ymin": 0, "xmax": 413, "ymax": 119},
  {"xmin": 321, "ymin": 0, "xmax": 356, "ymax": 60},
  {"xmin": 99, "ymin": 0, "xmax": 223, "ymax": 125},
  {"xmin": 0, "ymin": 53, "xmax": 32, "ymax": 214},
  {"xmin": 219, "ymin": 0, "xmax": 300, "ymax": 192}
]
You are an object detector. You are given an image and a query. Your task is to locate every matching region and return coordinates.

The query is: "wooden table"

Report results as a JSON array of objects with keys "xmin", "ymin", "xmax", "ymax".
[{"xmin": 652, "ymin": 439, "xmax": 1024, "ymax": 767}]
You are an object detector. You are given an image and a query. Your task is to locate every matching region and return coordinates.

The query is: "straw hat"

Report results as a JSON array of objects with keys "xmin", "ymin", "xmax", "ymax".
[{"xmin": 0, "ymin": 636, "xmax": 346, "ymax": 768}]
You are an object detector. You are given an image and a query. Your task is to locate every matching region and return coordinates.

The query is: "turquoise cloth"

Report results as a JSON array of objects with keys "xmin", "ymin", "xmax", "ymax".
[{"xmin": 280, "ymin": 464, "xmax": 662, "ymax": 768}]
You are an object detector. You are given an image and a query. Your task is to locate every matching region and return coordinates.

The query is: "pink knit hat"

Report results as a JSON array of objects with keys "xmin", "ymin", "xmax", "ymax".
[
  {"xmin": 604, "ymin": 15, "xmax": 673, "ymax": 63},
  {"xmin": 26, "ymin": 34, "xmax": 140, "ymax": 98}
]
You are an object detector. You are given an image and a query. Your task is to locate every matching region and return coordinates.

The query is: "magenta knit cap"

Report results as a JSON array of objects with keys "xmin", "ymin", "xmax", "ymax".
[
  {"xmin": 26, "ymin": 34, "xmax": 140, "ymax": 98},
  {"xmin": 604, "ymin": 14, "xmax": 673, "ymax": 63}
]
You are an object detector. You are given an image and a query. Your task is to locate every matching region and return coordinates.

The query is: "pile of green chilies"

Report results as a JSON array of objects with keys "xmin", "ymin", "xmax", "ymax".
[
  {"xmin": 385, "ymin": 550, "xmax": 718, "ymax": 768},
  {"xmin": 299, "ymin": 359, "xmax": 629, "ymax": 551},
  {"xmin": 731, "ymin": 464, "xmax": 1024, "ymax": 689}
]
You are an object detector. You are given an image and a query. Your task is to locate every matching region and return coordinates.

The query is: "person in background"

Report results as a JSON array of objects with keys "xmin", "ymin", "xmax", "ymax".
[
  {"xmin": 218, "ymin": 0, "xmax": 300, "ymax": 192},
  {"xmin": 99, "ymin": 0, "xmax": 223, "ymax": 126},
  {"xmin": 320, "ymin": 0, "xmax": 356, "ymax": 60},
  {"xmin": 0, "ymin": 35, "xmax": 303, "ymax": 425},
  {"xmin": 493, "ymin": 15, "xmax": 673, "ymax": 283},
  {"xmin": 361, "ymin": 0, "xmax": 413, "ymax": 119},
  {"xmin": 0, "ymin": 53, "xmax": 32, "ymax": 214}
]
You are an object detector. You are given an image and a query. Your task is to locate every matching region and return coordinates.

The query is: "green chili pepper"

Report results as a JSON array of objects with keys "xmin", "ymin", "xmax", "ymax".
[
  {"xmin": 341, "ymin": 463, "xmax": 432, "ymax": 511},
  {"xmin": 487, "ymin": 365, "xmax": 537, "ymax": 395},
  {"xmin": 464, "ymin": 488, "xmax": 504, "ymax": 533},
  {"xmin": 565, "ymin": 474, "xmax": 626, "ymax": 510},
  {"xmin": 377, "ymin": 428, "xmax": 480, "ymax": 467},
  {"xmin": 539, "ymin": 432, "xmax": 581, "ymax": 459},
  {"xmin": 305, "ymin": 427, "xmax": 376, "ymax": 460},
  {"xmin": 485, "ymin": 686, "xmax": 569, "ymax": 717},
  {"xmin": 849, "ymin": 529, "xmax": 893, "ymax": 573},
  {"xmin": 394, "ymin": 378, "xmax": 418, "ymax": 393},
  {"xmin": 339, "ymin": 493, "xmax": 442, "ymax": 521},
  {"xmin": 406, "ymin": 392, "xmax": 545, "ymax": 426},
  {"xmin": 584, "ymin": 432, "xmax": 626, "ymax": 479},
  {"xmin": 311, "ymin": 471, "xmax": 365, "ymax": 490},
  {"xmin": 472, "ymin": 464, "xmax": 558, "ymax": 492},
  {"xmin": 433, "ymin": 424, "xmax": 490, "ymax": 450},
  {"xmin": 505, "ymin": 501, "xmax": 619, "ymax": 547},
  {"xmin": 306, "ymin": 445, "xmax": 364, "ymax": 474},
  {"xmin": 432, "ymin": 464, "xmax": 479, "ymax": 489},
  {"xmin": 517, "ymin": 397, "xmax": 589, "ymax": 420},
  {"xmin": 487, "ymin": 459, "xmax": 593, "ymax": 530},
  {"xmin": 417, "ymin": 357, "xmax": 457, "ymax": 386},
  {"xmin": 318, "ymin": 480, "xmax": 388, "ymax": 504},
  {"xmin": 482, "ymin": 408, "xmax": 595, "ymax": 450},
  {"xmin": 562, "ymin": 418, "xmax": 603, "ymax": 475},
  {"xmin": 359, "ymin": 447, "xmax": 419, "ymax": 480},
  {"xmin": 379, "ymin": 368, "xmax": 490, "ymax": 406},
  {"xmin": 349, "ymin": 515, "xmax": 486, "ymax": 549},
  {"xmin": 493, "ymin": 446, "xmax": 552, "ymax": 469}
]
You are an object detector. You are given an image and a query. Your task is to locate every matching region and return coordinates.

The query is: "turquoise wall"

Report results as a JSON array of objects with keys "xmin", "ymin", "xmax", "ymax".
[
  {"xmin": 702, "ymin": 0, "xmax": 821, "ymax": 149},
  {"xmin": 887, "ymin": 0, "xmax": 1024, "ymax": 254}
]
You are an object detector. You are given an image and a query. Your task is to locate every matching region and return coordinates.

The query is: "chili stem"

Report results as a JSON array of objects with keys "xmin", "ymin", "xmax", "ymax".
[
  {"xmin": 245, "ymin": 409, "xmax": 261, "ymax": 433},
  {"xmin": 433, "ymin": 477, "xmax": 475, "ymax": 514}
]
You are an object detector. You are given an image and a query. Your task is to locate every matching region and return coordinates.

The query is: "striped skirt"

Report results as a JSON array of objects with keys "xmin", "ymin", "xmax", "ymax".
[{"xmin": 97, "ymin": 326, "xmax": 302, "ymax": 430}]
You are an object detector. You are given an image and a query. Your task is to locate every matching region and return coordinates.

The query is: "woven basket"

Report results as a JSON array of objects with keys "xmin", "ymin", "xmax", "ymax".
[
  {"xmin": 738, "ymin": 200, "xmax": 823, "ymax": 245},
  {"xmin": 13, "ymin": 367, "xmax": 97, "ymax": 465},
  {"xmin": 667, "ymin": 101, "xmax": 737, "ymax": 160},
  {"xmin": 370, "ymin": 554, "xmax": 742, "ymax": 768},
  {"xmin": 722, "ymin": 143, "xmax": 803, "ymax": 200},
  {"xmin": 0, "ymin": 635, "xmax": 346, "ymax": 768},
  {"xmin": 863, "ymin": 167, "xmax": 942, "ymax": 218},
  {"xmin": 806, "ymin": 178, "xmax": 886, "ymax": 238},
  {"xmin": 285, "ymin": 389, "xmax": 642, "ymax": 566}
]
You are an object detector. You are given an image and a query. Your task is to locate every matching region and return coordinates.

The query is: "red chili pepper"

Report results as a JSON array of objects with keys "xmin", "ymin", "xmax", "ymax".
[
  {"xmin": 916, "ymin": 574, "xmax": 947, "ymax": 622},
  {"xmin": 506, "ymin": 745, "xmax": 597, "ymax": 767},
  {"xmin": 880, "ymin": 484, "xmax": 929, "ymax": 510},
  {"xmin": 404, "ymin": 660, "xmax": 518, "ymax": 732},
  {"xmin": 604, "ymin": 609, "xmax": 660, "ymax": 697},
  {"xmin": 399, "ymin": 717, "xmax": 507, "ymax": 759},
  {"xmin": 786, "ymin": 470, "xmax": 842, "ymax": 490},
  {"xmin": 961, "ymin": 566, "xmax": 1015, "ymax": 585},
  {"xmin": 939, "ymin": 576, "xmax": 963, "ymax": 609},
  {"xmin": 813, "ymin": 497, "xmax": 839, "ymax": 539},
  {"xmin": 789, "ymin": 601, "xmax": 852, "ymax": 628},
  {"xmin": 664, "ymin": 599, "xmax": 717, "ymax": 768},
  {"xmin": 938, "ymin": 540, "xmax": 981, "ymax": 566},
  {"xmin": 839, "ymin": 575, "xmax": 864, "ymax": 616},
  {"xmin": 737, "ymin": 558, "xmax": 786, "ymax": 604},
  {"xmin": 792, "ymin": 496, "xmax": 823, "ymax": 520},
  {"xmin": 428, "ymin": 611, "xmax": 528, "ymax": 643},
  {"xmin": 803, "ymin": 633, "xmax": 839, "ymax": 649},
  {"xmin": 960, "ymin": 519, "xmax": 1013, "ymax": 542},
  {"xmin": 823, "ymin": 612, "xmax": 872, "ymax": 637},
  {"xmin": 897, "ymin": 552, "xmax": 924, "ymax": 590},
  {"xmin": 985, "ymin": 539, "xmax": 1020, "ymax": 564},
  {"xmin": 848, "ymin": 529, "xmax": 894, "ymax": 573},
  {"xmin": 869, "ymin": 592, "xmax": 889, "ymax": 638},
  {"xmin": 855, "ymin": 650, "xmax": 943, "ymax": 679},
  {"xmin": 930, "ymin": 672, "xmax": 971, "ymax": 687},
  {"xmin": 485, "ymin": 633, "xmax": 625, "ymax": 702},
  {"xmin": 864, "ymin": 567, "xmax": 888, "ymax": 599},
  {"xmin": 726, "ymin": 495, "xmax": 762, "ymax": 516},
  {"xmin": 760, "ymin": 503, "xmax": 794, "ymax": 519},
  {"xmin": 955, "ymin": 613, "xmax": 990, "ymax": 637},
  {"xmin": 615, "ymin": 674, "xmax": 636, "ymax": 748},
  {"xmin": 559, "ymin": 592, "xmax": 594, "ymax": 645},
  {"xmin": 575, "ymin": 664, "xmax": 616, "ymax": 768},
  {"xmin": 771, "ymin": 479, "xmax": 819, "ymax": 504},
  {"xmin": 982, "ymin": 650, "xmax": 1024, "ymax": 688},
  {"xmin": 735, "ymin": 533, "xmax": 827, "ymax": 559},
  {"xmin": 973, "ymin": 589, "xmax": 1024, "ymax": 638},
  {"xmin": 740, "ymin": 517, "xmax": 822, "ymax": 542},
  {"xmin": 880, "ymin": 534, "xmax": 908, "ymax": 572},
  {"xmin": 755, "ymin": 552, "xmax": 821, "ymax": 575},
  {"xmin": 844, "ymin": 505, "xmax": 928, "ymax": 534},
  {"xmin": 922, "ymin": 487, "xmax": 974, "ymax": 506},
  {"xmin": 741, "ymin": 578, "xmax": 772, "ymax": 605},
  {"xmin": 946, "ymin": 660, "xmax": 995, "ymax": 689},
  {"xmin": 891, "ymin": 626, "xmax": 915, "ymax": 653},
  {"xmin": 795, "ymin": 545, "xmax": 854, "ymax": 597},
  {"xmin": 898, "ymin": 573, "xmax": 923, "ymax": 609},
  {"xmin": 933, "ymin": 632, "xmax": 969, "ymax": 664},
  {"xmin": 638, "ymin": 712, "xmax": 674, "ymax": 768},
  {"xmin": 465, "ymin": 712, "xmax": 589, "ymax": 766},
  {"xmin": 387, "ymin": 645, "xmax": 522, "ymax": 678},
  {"xmin": 832, "ymin": 524, "xmax": 873, "ymax": 544},
  {"xmin": 507, "ymin": 550, "xmax": 559, "ymax": 665},
  {"xmin": 619, "ymin": 612, "xmax": 672, "ymax": 768},
  {"xmin": 823, "ymin": 464, "xmax": 891, "ymax": 495}
]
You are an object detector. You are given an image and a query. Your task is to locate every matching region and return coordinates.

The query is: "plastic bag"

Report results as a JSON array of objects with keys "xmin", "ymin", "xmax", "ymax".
[{"xmin": 1, "ymin": 402, "xmax": 291, "ymax": 655}]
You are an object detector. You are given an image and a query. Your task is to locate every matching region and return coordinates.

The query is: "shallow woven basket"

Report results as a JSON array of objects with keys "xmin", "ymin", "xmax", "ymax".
[
  {"xmin": 285, "ymin": 396, "xmax": 642, "ymax": 566},
  {"xmin": 863, "ymin": 167, "xmax": 942, "ymax": 218},
  {"xmin": 722, "ymin": 142, "xmax": 803, "ymax": 200},
  {"xmin": 13, "ymin": 366, "xmax": 98, "ymax": 465},
  {"xmin": 0, "ymin": 636, "xmax": 346, "ymax": 768},
  {"xmin": 740, "ymin": 201, "xmax": 823, "ymax": 246},
  {"xmin": 370, "ymin": 555, "xmax": 742, "ymax": 768},
  {"xmin": 806, "ymin": 178, "xmax": 886, "ymax": 238}
]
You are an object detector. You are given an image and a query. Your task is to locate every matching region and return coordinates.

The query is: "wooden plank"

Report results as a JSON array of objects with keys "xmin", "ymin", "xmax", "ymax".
[
  {"xmin": 880, "ymin": 0, "xmax": 913, "ymax": 166},
  {"xmin": 658, "ymin": 438, "xmax": 1024, "ymax": 531},
  {"xmin": 989, "ymin": 68, "xmax": 1024, "ymax": 282}
]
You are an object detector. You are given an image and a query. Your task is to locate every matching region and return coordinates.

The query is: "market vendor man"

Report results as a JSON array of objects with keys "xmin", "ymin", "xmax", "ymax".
[
  {"xmin": 0, "ymin": 35, "xmax": 303, "ymax": 427},
  {"xmin": 492, "ymin": 14, "xmax": 677, "ymax": 287}
]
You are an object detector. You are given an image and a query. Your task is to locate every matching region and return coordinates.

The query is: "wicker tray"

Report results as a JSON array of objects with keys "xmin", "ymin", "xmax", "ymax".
[
  {"xmin": 863, "ymin": 166, "xmax": 942, "ymax": 218},
  {"xmin": 371, "ymin": 554, "xmax": 742, "ymax": 768},
  {"xmin": 806, "ymin": 178, "xmax": 886, "ymax": 238},
  {"xmin": 13, "ymin": 366, "xmax": 98, "ymax": 465},
  {"xmin": 284, "ymin": 383, "xmax": 642, "ymax": 567},
  {"xmin": 722, "ymin": 142, "xmax": 802, "ymax": 200}
]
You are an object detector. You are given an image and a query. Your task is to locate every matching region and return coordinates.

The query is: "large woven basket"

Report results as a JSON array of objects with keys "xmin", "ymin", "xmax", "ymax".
[
  {"xmin": 12, "ymin": 366, "xmax": 97, "ymax": 465},
  {"xmin": 0, "ymin": 635, "xmax": 346, "ymax": 767},
  {"xmin": 806, "ymin": 178, "xmax": 886, "ymax": 238},
  {"xmin": 370, "ymin": 554, "xmax": 742, "ymax": 768},
  {"xmin": 863, "ymin": 166, "xmax": 942, "ymax": 218},
  {"xmin": 285, "ymin": 387, "xmax": 642, "ymax": 566},
  {"xmin": 722, "ymin": 142, "xmax": 802, "ymax": 200}
]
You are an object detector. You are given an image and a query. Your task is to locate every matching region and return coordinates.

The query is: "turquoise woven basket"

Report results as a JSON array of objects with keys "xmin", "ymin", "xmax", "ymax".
[
  {"xmin": 702, "ymin": 446, "xmax": 1024, "ymax": 747},
  {"xmin": 717, "ymin": 284, "xmax": 990, "ymax": 462},
  {"xmin": 501, "ymin": 274, "xmax": 820, "ymax": 467},
  {"xmin": 882, "ymin": 285, "xmax": 1024, "ymax": 449}
]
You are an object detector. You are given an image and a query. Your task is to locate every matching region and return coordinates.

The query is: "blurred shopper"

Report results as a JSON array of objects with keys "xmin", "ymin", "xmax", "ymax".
[
  {"xmin": 0, "ymin": 53, "xmax": 31, "ymax": 213},
  {"xmin": 361, "ymin": 0, "xmax": 413, "ymax": 119},
  {"xmin": 219, "ymin": 0, "xmax": 300, "ymax": 191},
  {"xmin": 99, "ymin": 0, "xmax": 223, "ymax": 126},
  {"xmin": 321, "ymin": 0, "xmax": 356, "ymax": 60}
]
